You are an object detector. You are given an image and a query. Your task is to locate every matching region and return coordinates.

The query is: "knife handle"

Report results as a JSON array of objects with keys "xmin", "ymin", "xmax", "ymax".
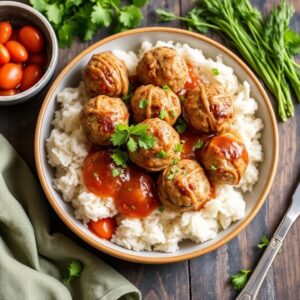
[{"xmin": 236, "ymin": 214, "xmax": 295, "ymax": 300}]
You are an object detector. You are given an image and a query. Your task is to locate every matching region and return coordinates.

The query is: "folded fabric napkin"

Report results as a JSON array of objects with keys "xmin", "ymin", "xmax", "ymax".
[{"xmin": 0, "ymin": 134, "xmax": 141, "ymax": 300}]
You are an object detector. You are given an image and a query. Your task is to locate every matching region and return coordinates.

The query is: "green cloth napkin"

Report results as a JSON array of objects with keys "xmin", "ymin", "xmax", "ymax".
[{"xmin": 0, "ymin": 134, "xmax": 141, "ymax": 300}]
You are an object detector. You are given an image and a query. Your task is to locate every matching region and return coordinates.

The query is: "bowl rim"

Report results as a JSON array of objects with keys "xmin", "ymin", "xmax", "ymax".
[
  {"xmin": 34, "ymin": 27, "xmax": 279, "ymax": 264},
  {"xmin": 0, "ymin": 1, "xmax": 58, "ymax": 105}
]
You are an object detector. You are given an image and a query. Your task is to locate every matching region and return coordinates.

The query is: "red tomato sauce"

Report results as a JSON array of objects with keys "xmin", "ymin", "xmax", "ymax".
[{"xmin": 83, "ymin": 150, "xmax": 159, "ymax": 235}]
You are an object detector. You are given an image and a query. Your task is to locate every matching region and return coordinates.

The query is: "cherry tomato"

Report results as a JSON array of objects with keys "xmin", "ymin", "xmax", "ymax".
[
  {"xmin": 88, "ymin": 218, "xmax": 117, "ymax": 240},
  {"xmin": 0, "ymin": 44, "xmax": 10, "ymax": 64},
  {"xmin": 27, "ymin": 53, "xmax": 47, "ymax": 67},
  {"xmin": 0, "ymin": 21, "xmax": 12, "ymax": 44},
  {"xmin": 10, "ymin": 29, "xmax": 19, "ymax": 41},
  {"xmin": 0, "ymin": 89, "xmax": 18, "ymax": 96},
  {"xmin": 19, "ymin": 64, "xmax": 42, "ymax": 91},
  {"xmin": 18, "ymin": 25, "xmax": 45, "ymax": 53},
  {"xmin": 5, "ymin": 41, "xmax": 28, "ymax": 63},
  {"xmin": 0, "ymin": 63, "xmax": 22, "ymax": 90}
]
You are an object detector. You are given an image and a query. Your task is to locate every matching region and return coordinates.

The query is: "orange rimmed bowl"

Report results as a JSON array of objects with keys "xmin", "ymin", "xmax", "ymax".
[{"xmin": 35, "ymin": 28, "xmax": 278, "ymax": 264}]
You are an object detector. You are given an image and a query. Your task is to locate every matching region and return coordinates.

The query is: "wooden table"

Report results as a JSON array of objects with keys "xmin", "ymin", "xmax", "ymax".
[{"xmin": 1, "ymin": 0, "xmax": 299, "ymax": 299}]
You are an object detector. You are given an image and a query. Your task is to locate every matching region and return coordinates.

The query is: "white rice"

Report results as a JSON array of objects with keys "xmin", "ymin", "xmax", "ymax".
[{"xmin": 46, "ymin": 41, "xmax": 264, "ymax": 252}]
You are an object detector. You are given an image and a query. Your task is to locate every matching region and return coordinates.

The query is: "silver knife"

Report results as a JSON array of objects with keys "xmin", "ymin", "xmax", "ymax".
[{"xmin": 236, "ymin": 182, "xmax": 300, "ymax": 300}]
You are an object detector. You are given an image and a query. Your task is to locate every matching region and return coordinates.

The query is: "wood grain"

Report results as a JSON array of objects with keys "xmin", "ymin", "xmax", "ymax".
[{"xmin": 0, "ymin": 0, "xmax": 299, "ymax": 299}]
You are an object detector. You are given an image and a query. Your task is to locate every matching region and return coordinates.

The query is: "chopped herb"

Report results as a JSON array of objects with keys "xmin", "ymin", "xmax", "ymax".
[
  {"xmin": 182, "ymin": 169, "xmax": 187, "ymax": 175},
  {"xmin": 175, "ymin": 117, "xmax": 188, "ymax": 134},
  {"xmin": 166, "ymin": 166, "xmax": 179, "ymax": 180},
  {"xmin": 162, "ymin": 85, "xmax": 171, "ymax": 92},
  {"xmin": 111, "ymin": 149, "xmax": 129, "ymax": 168},
  {"xmin": 156, "ymin": 150, "xmax": 168, "ymax": 158},
  {"xmin": 257, "ymin": 236, "xmax": 270, "ymax": 249},
  {"xmin": 138, "ymin": 98, "xmax": 148, "ymax": 109},
  {"xmin": 159, "ymin": 110, "xmax": 168, "ymax": 120},
  {"xmin": 112, "ymin": 168, "xmax": 121, "ymax": 177},
  {"xmin": 175, "ymin": 143, "xmax": 183, "ymax": 153},
  {"xmin": 194, "ymin": 140, "xmax": 204, "ymax": 149},
  {"xmin": 122, "ymin": 93, "xmax": 133, "ymax": 103},
  {"xmin": 159, "ymin": 206, "xmax": 165, "ymax": 212},
  {"xmin": 210, "ymin": 164, "xmax": 217, "ymax": 171},
  {"xmin": 63, "ymin": 261, "xmax": 83, "ymax": 285},
  {"xmin": 170, "ymin": 157, "xmax": 180, "ymax": 166},
  {"xmin": 212, "ymin": 68, "xmax": 220, "ymax": 76},
  {"xmin": 231, "ymin": 269, "xmax": 252, "ymax": 291},
  {"xmin": 111, "ymin": 123, "xmax": 156, "ymax": 152},
  {"xmin": 170, "ymin": 110, "xmax": 177, "ymax": 118}
]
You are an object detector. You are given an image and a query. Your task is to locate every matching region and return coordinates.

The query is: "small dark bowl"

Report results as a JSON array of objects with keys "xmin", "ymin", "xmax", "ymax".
[{"xmin": 0, "ymin": 1, "xmax": 58, "ymax": 105}]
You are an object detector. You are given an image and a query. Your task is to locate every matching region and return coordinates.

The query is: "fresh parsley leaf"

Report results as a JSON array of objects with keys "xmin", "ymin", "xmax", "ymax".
[
  {"xmin": 170, "ymin": 158, "xmax": 180, "ymax": 166},
  {"xmin": 45, "ymin": 3, "xmax": 64, "ymax": 25},
  {"xmin": 91, "ymin": 3, "xmax": 112, "ymax": 27},
  {"xmin": 66, "ymin": 0, "xmax": 82, "ymax": 8},
  {"xmin": 138, "ymin": 133, "xmax": 156, "ymax": 149},
  {"xmin": 112, "ymin": 168, "xmax": 121, "ymax": 177},
  {"xmin": 127, "ymin": 137, "xmax": 138, "ymax": 152},
  {"xmin": 162, "ymin": 85, "xmax": 171, "ymax": 92},
  {"xmin": 156, "ymin": 150, "xmax": 168, "ymax": 158},
  {"xmin": 231, "ymin": 269, "xmax": 251, "ymax": 291},
  {"xmin": 175, "ymin": 143, "xmax": 183, "ymax": 153},
  {"xmin": 30, "ymin": 0, "xmax": 47, "ymax": 12},
  {"xmin": 111, "ymin": 149, "xmax": 129, "ymax": 168},
  {"xmin": 119, "ymin": 5, "xmax": 143, "ymax": 28},
  {"xmin": 156, "ymin": 8, "xmax": 177, "ymax": 22},
  {"xmin": 139, "ymin": 98, "xmax": 148, "ymax": 109},
  {"xmin": 130, "ymin": 123, "xmax": 148, "ymax": 135},
  {"xmin": 212, "ymin": 68, "xmax": 220, "ymax": 76},
  {"xmin": 63, "ymin": 261, "xmax": 83, "ymax": 285},
  {"xmin": 170, "ymin": 110, "xmax": 177, "ymax": 118},
  {"xmin": 257, "ymin": 236, "xmax": 269, "ymax": 249},
  {"xmin": 159, "ymin": 110, "xmax": 168, "ymax": 120},
  {"xmin": 210, "ymin": 164, "xmax": 217, "ymax": 171},
  {"xmin": 194, "ymin": 140, "xmax": 204, "ymax": 149},
  {"xmin": 133, "ymin": 0, "xmax": 148, "ymax": 8},
  {"xmin": 58, "ymin": 20, "xmax": 78, "ymax": 48},
  {"xmin": 176, "ymin": 117, "xmax": 187, "ymax": 134},
  {"xmin": 111, "ymin": 124, "xmax": 129, "ymax": 146}
]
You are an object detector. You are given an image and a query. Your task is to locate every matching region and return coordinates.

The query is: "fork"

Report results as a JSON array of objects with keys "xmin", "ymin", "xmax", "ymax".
[{"xmin": 236, "ymin": 182, "xmax": 300, "ymax": 300}]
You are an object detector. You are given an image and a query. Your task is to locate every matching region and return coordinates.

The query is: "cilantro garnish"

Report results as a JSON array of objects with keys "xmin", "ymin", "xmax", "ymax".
[
  {"xmin": 138, "ymin": 98, "xmax": 148, "ymax": 109},
  {"xmin": 231, "ymin": 269, "xmax": 252, "ymax": 291},
  {"xmin": 156, "ymin": 150, "xmax": 168, "ymax": 158},
  {"xmin": 170, "ymin": 110, "xmax": 177, "ymax": 118},
  {"xmin": 166, "ymin": 166, "xmax": 179, "ymax": 180},
  {"xmin": 175, "ymin": 143, "xmax": 183, "ymax": 153},
  {"xmin": 111, "ymin": 149, "xmax": 129, "ymax": 168},
  {"xmin": 159, "ymin": 110, "xmax": 168, "ymax": 120},
  {"xmin": 194, "ymin": 140, "xmax": 204, "ymax": 149},
  {"xmin": 257, "ymin": 236, "xmax": 270, "ymax": 249},
  {"xmin": 63, "ymin": 261, "xmax": 83, "ymax": 285},
  {"xmin": 162, "ymin": 85, "xmax": 171, "ymax": 92},
  {"xmin": 210, "ymin": 164, "xmax": 217, "ymax": 171},
  {"xmin": 175, "ymin": 117, "xmax": 188, "ymax": 134},
  {"xmin": 170, "ymin": 158, "xmax": 180, "ymax": 166},
  {"xmin": 112, "ymin": 168, "xmax": 121, "ymax": 177},
  {"xmin": 212, "ymin": 68, "xmax": 220, "ymax": 76},
  {"xmin": 111, "ymin": 123, "xmax": 156, "ymax": 152}
]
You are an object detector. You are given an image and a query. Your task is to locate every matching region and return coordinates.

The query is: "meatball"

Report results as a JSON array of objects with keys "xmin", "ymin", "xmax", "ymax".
[
  {"xmin": 197, "ymin": 132, "xmax": 249, "ymax": 185},
  {"xmin": 129, "ymin": 118, "xmax": 180, "ymax": 172},
  {"xmin": 136, "ymin": 47, "xmax": 188, "ymax": 93},
  {"xmin": 83, "ymin": 52, "xmax": 129, "ymax": 97},
  {"xmin": 130, "ymin": 84, "xmax": 181, "ymax": 125},
  {"xmin": 81, "ymin": 95, "xmax": 129, "ymax": 145},
  {"xmin": 183, "ymin": 82, "xmax": 234, "ymax": 133},
  {"xmin": 158, "ymin": 159, "xmax": 212, "ymax": 212}
]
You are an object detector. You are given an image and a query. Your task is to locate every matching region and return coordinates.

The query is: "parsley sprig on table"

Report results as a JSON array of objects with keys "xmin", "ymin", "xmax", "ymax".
[
  {"xmin": 29, "ymin": 0, "xmax": 149, "ymax": 48},
  {"xmin": 63, "ymin": 261, "xmax": 83, "ymax": 285},
  {"xmin": 111, "ymin": 123, "xmax": 156, "ymax": 152},
  {"xmin": 231, "ymin": 269, "xmax": 252, "ymax": 291}
]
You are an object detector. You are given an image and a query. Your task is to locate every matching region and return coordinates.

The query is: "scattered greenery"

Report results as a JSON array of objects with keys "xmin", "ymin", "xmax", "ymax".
[
  {"xmin": 162, "ymin": 85, "xmax": 171, "ymax": 92},
  {"xmin": 257, "ymin": 236, "xmax": 270, "ymax": 249},
  {"xmin": 111, "ymin": 148, "xmax": 129, "ymax": 168},
  {"xmin": 63, "ymin": 261, "xmax": 83, "ymax": 285},
  {"xmin": 111, "ymin": 123, "xmax": 156, "ymax": 152},
  {"xmin": 212, "ymin": 68, "xmax": 220, "ymax": 76},
  {"xmin": 156, "ymin": 0, "xmax": 300, "ymax": 121},
  {"xmin": 175, "ymin": 143, "xmax": 183, "ymax": 153},
  {"xmin": 210, "ymin": 164, "xmax": 217, "ymax": 171},
  {"xmin": 156, "ymin": 150, "xmax": 168, "ymax": 158},
  {"xmin": 166, "ymin": 166, "xmax": 179, "ymax": 180},
  {"xmin": 159, "ymin": 110, "xmax": 168, "ymax": 120},
  {"xmin": 139, "ymin": 98, "xmax": 148, "ymax": 109},
  {"xmin": 231, "ymin": 269, "xmax": 252, "ymax": 291},
  {"xmin": 175, "ymin": 117, "xmax": 188, "ymax": 134},
  {"xmin": 112, "ymin": 168, "xmax": 121, "ymax": 177},
  {"xmin": 170, "ymin": 157, "xmax": 180, "ymax": 166},
  {"xmin": 194, "ymin": 139, "xmax": 204, "ymax": 149},
  {"xmin": 30, "ymin": 0, "xmax": 149, "ymax": 48}
]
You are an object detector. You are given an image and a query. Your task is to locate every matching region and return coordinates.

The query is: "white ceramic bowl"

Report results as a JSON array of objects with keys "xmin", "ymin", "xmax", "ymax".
[{"xmin": 35, "ymin": 28, "xmax": 278, "ymax": 263}]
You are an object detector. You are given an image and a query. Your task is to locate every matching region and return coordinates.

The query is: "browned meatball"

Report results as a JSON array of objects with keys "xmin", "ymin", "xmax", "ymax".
[
  {"xmin": 183, "ymin": 83, "xmax": 234, "ymax": 133},
  {"xmin": 81, "ymin": 95, "xmax": 129, "ymax": 145},
  {"xmin": 197, "ymin": 132, "xmax": 249, "ymax": 185},
  {"xmin": 158, "ymin": 159, "xmax": 212, "ymax": 212},
  {"xmin": 83, "ymin": 52, "xmax": 129, "ymax": 97},
  {"xmin": 129, "ymin": 118, "xmax": 180, "ymax": 172},
  {"xmin": 136, "ymin": 47, "xmax": 188, "ymax": 93},
  {"xmin": 130, "ymin": 84, "xmax": 181, "ymax": 125}
]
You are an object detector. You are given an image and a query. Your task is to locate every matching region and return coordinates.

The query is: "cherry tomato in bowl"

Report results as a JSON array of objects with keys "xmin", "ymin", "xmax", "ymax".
[
  {"xmin": 0, "ymin": 63, "xmax": 23, "ymax": 90},
  {"xmin": 0, "ymin": 21, "xmax": 12, "ymax": 44},
  {"xmin": 0, "ymin": 89, "xmax": 18, "ymax": 96},
  {"xmin": 20, "ymin": 64, "xmax": 43, "ymax": 91},
  {"xmin": 27, "ymin": 53, "xmax": 47, "ymax": 67},
  {"xmin": 88, "ymin": 218, "xmax": 117, "ymax": 240},
  {"xmin": 19, "ymin": 25, "xmax": 45, "ymax": 53},
  {"xmin": 0, "ymin": 44, "xmax": 10, "ymax": 65},
  {"xmin": 5, "ymin": 40, "xmax": 28, "ymax": 63}
]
